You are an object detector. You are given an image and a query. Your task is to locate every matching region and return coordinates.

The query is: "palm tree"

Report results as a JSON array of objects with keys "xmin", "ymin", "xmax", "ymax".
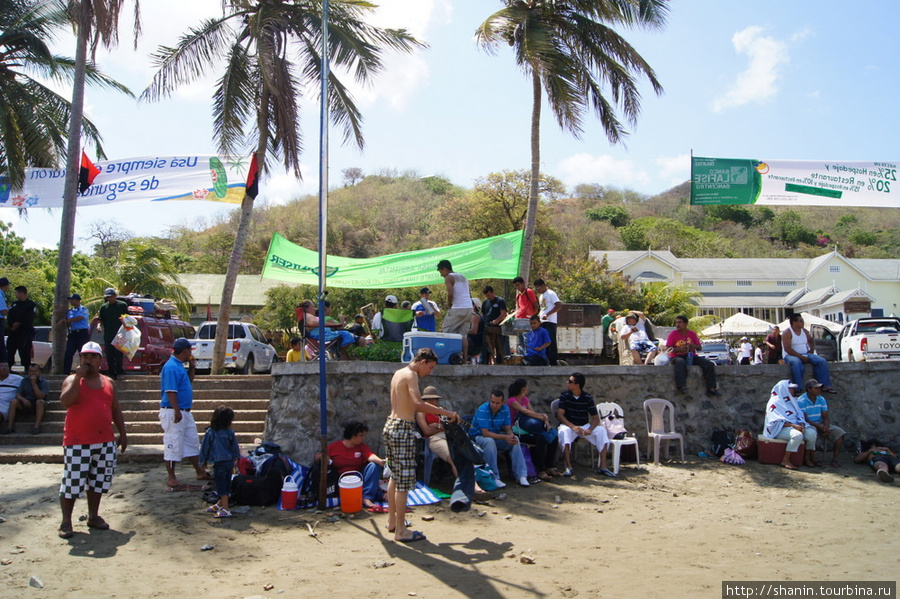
[
  {"xmin": 476, "ymin": 0, "xmax": 668, "ymax": 282},
  {"xmin": 84, "ymin": 240, "xmax": 193, "ymax": 317},
  {"xmin": 142, "ymin": 0, "xmax": 423, "ymax": 373},
  {"xmin": 51, "ymin": 0, "xmax": 140, "ymax": 373},
  {"xmin": 0, "ymin": 0, "xmax": 126, "ymax": 188}
]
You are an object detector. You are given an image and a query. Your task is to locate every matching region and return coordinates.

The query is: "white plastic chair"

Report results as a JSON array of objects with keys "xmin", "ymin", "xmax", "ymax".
[
  {"xmin": 642, "ymin": 398, "xmax": 685, "ymax": 465},
  {"xmin": 550, "ymin": 398, "xmax": 596, "ymax": 465},
  {"xmin": 596, "ymin": 402, "xmax": 640, "ymax": 474}
]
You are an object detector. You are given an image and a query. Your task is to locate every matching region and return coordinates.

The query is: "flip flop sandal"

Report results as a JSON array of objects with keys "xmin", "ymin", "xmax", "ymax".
[
  {"xmin": 396, "ymin": 530, "xmax": 426, "ymax": 543},
  {"xmin": 387, "ymin": 520, "xmax": 412, "ymax": 533},
  {"xmin": 58, "ymin": 523, "xmax": 74, "ymax": 539},
  {"xmin": 214, "ymin": 509, "xmax": 232, "ymax": 518},
  {"xmin": 87, "ymin": 517, "xmax": 109, "ymax": 530}
]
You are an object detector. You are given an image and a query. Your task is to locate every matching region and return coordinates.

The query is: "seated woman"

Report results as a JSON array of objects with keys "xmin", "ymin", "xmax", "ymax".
[
  {"xmin": 855, "ymin": 439, "xmax": 900, "ymax": 483},
  {"xmin": 619, "ymin": 312, "xmax": 658, "ymax": 366},
  {"xmin": 302, "ymin": 300, "xmax": 366, "ymax": 359},
  {"xmin": 507, "ymin": 378, "xmax": 559, "ymax": 480},
  {"xmin": 762, "ymin": 380, "xmax": 817, "ymax": 469},
  {"xmin": 415, "ymin": 386, "xmax": 459, "ymax": 479},
  {"xmin": 309, "ymin": 421, "xmax": 385, "ymax": 508}
]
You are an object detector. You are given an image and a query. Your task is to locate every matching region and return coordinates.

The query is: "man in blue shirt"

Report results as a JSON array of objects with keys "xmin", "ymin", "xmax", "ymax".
[
  {"xmin": 797, "ymin": 378, "xmax": 846, "ymax": 467},
  {"xmin": 412, "ymin": 287, "xmax": 440, "ymax": 332},
  {"xmin": 60, "ymin": 294, "xmax": 91, "ymax": 374},
  {"xmin": 0, "ymin": 276, "xmax": 9, "ymax": 363},
  {"xmin": 523, "ymin": 315, "xmax": 551, "ymax": 366},
  {"xmin": 469, "ymin": 390, "xmax": 530, "ymax": 488},
  {"xmin": 159, "ymin": 338, "xmax": 208, "ymax": 489}
]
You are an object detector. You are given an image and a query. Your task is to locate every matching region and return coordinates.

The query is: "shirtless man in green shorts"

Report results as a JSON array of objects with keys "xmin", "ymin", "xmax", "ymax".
[{"xmin": 383, "ymin": 348, "xmax": 458, "ymax": 543}]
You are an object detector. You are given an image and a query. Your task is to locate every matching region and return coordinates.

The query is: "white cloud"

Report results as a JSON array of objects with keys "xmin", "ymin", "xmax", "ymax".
[
  {"xmin": 557, "ymin": 153, "xmax": 652, "ymax": 189},
  {"xmin": 712, "ymin": 26, "xmax": 790, "ymax": 113},
  {"xmin": 262, "ymin": 169, "xmax": 316, "ymax": 206},
  {"xmin": 556, "ymin": 153, "xmax": 691, "ymax": 194}
]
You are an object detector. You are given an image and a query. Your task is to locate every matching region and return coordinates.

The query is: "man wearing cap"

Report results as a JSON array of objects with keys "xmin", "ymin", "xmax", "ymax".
[
  {"xmin": 159, "ymin": 338, "xmax": 208, "ymax": 489},
  {"xmin": 370, "ymin": 295, "xmax": 398, "ymax": 339},
  {"xmin": 7, "ymin": 285, "xmax": 36, "ymax": 370},
  {"xmin": 797, "ymin": 379, "xmax": 846, "ymax": 467},
  {"xmin": 98, "ymin": 289, "xmax": 128, "ymax": 379},
  {"xmin": 59, "ymin": 293, "xmax": 91, "ymax": 374},
  {"xmin": 57, "ymin": 341, "xmax": 127, "ymax": 538},
  {"xmin": 0, "ymin": 276, "xmax": 10, "ymax": 363},
  {"xmin": 737, "ymin": 336, "xmax": 753, "ymax": 365},
  {"xmin": 412, "ymin": 288, "xmax": 441, "ymax": 332}
]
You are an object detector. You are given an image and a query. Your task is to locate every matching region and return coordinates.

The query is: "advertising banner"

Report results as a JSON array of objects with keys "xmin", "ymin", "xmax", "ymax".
[
  {"xmin": 0, "ymin": 155, "xmax": 253, "ymax": 208},
  {"xmin": 262, "ymin": 230, "xmax": 524, "ymax": 289},
  {"xmin": 691, "ymin": 156, "xmax": 899, "ymax": 207}
]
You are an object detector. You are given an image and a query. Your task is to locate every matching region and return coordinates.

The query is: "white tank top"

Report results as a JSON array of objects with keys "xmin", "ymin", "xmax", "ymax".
[
  {"xmin": 449, "ymin": 273, "xmax": 472, "ymax": 310},
  {"xmin": 783, "ymin": 327, "xmax": 809, "ymax": 358}
]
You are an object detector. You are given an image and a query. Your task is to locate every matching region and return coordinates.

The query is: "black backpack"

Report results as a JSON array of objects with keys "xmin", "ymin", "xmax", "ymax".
[
  {"xmin": 710, "ymin": 429, "xmax": 732, "ymax": 458},
  {"xmin": 231, "ymin": 453, "xmax": 292, "ymax": 506}
]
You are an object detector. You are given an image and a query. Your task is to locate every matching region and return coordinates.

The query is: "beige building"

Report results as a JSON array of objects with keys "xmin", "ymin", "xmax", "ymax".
[{"xmin": 593, "ymin": 249, "xmax": 900, "ymax": 325}]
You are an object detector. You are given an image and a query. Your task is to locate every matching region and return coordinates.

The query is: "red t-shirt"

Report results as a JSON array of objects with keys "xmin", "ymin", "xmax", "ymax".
[
  {"xmin": 327, "ymin": 440, "xmax": 373, "ymax": 474},
  {"xmin": 63, "ymin": 376, "xmax": 115, "ymax": 446},
  {"xmin": 665, "ymin": 329, "xmax": 701, "ymax": 356},
  {"xmin": 516, "ymin": 289, "xmax": 538, "ymax": 318}
]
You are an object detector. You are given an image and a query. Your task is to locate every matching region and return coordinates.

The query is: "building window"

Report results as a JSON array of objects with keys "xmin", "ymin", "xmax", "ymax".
[
  {"xmin": 829, "ymin": 265, "xmax": 841, "ymax": 273},
  {"xmin": 776, "ymin": 281, "xmax": 796, "ymax": 287},
  {"xmin": 762, "ymin": 309, "xmax": 771, "ymax": 321},
  {"xmin": 700, "ymin": 309, "xmax": 715, "ymax": 316},
  {"xmin": 698, "ymin": 281, "xmax": 714, "ymax": 287},
  {"xmin": 736, "ymin": 280, "xmax": 752, "ymax": 287}
]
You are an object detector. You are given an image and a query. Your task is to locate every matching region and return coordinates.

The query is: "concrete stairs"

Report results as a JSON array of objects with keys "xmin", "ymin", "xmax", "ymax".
[{"xmin": 0, "ymin": 374, "xmax": 272, "ymax": 463}]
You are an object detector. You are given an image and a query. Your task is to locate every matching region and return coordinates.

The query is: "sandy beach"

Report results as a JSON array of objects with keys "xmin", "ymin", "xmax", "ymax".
[{"xmin": 0, "ymin": 454, "xmax": 895, "ymax": 598}]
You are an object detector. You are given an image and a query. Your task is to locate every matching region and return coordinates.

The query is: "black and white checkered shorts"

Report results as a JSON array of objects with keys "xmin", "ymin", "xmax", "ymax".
[{"xmin": 59, "ymin": 442, "xmax": 117, "ymax": 499}]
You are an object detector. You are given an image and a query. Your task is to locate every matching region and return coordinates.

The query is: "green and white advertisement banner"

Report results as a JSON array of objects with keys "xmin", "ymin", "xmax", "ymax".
[
  {"xmin": 262, "ymin": 230, "xmax": 524, "ymax": 289},
  {"xmin": 691, "ymin": 156, "xmax": 899, "ymax": 207},
  {"xmin": 1, "ymin": 155, "xmax": 252, "ymax": 208}
]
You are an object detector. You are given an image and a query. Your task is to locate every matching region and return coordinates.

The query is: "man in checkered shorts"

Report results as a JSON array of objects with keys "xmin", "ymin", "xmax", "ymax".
[
  {"xmin": 57, "ymin": 342, "xmax": 127, "ymax": 539},
  {"xmin": 383, "ymin": 348, "xmax": 459, "ymax": 543}
]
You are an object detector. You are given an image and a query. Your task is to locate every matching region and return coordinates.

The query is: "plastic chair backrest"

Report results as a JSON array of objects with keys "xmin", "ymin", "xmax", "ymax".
[
  {"xmin": 597, "ymin": 402, "xmax": 625, "ymax": 421},
  {"xmin": 644, "ymin": 398, "xmax": 675, "ymax": 435},
  {"xmin": 550, "ymin": 398, "xmax": 560, "ymax": 424}
]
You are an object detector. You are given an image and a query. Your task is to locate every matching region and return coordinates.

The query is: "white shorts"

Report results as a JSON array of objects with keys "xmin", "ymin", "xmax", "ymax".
[
  {"xmin": 159, "ymin": 408, "xmax": 200, "ymax": 462},
  {"xmin": 558, "ymin": 423, "xmax": 609, "ymax": 452}
]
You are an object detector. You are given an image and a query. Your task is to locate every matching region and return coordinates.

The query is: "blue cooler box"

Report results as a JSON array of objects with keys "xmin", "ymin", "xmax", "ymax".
[{"xmin": 401, "ymin": 332, "xmax": 464, "ymax": 364}]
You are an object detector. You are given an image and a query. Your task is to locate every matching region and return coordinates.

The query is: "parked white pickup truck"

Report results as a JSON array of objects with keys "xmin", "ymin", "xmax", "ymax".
[
  {"xmin": 838, "ymin": 317, "xmax": 900, "ymax": 362},
  {"xmin": 191, "ymin": 321, "xmax": 278, "ymax": 374}
]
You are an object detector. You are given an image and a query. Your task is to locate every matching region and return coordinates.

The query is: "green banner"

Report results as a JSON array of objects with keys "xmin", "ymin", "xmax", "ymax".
[
  {"xmin": 691, "ymin": 157, "xmax": 762, "ymax": 205},
  {"xmin": 262, "ymin": 230, "xmax": 524, "ymax": 289}
]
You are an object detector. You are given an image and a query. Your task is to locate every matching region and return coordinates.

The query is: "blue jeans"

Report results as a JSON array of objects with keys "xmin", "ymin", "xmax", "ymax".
[
  {"xmin": 449, "ymin": 442, "xmax": 476, "ymax": 512},
  {"xmin": 361, "ymin": 462, "xmax": 383, "ymax": 503},
  {"xmin": 784, "ymin": 353, "xmax": 831, "ymax": 387},
  {"xmin": 474, "ymin": 436, "xmax": 527, "ymax": 482}
]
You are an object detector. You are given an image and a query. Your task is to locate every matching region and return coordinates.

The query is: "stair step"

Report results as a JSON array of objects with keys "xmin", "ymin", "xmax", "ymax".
[{"xmin": 0, "ymin": 430, "xmax": 263, "ymax": 450}]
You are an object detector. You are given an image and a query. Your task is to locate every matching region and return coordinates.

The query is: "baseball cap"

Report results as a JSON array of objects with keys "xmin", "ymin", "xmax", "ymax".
[
  {"xmin": 420, "ymin": 287, "xmax": 431, "ymax": 294},
  {"xmin": 0, "ymin": 277, "xmax": 9, "ymax": 287},
  {"xmin": 805, "ymin": 379, "xmax": 823, "ymax": 390},
  {"xmin": 607, "ymin": 309, "xmax": 615, "ymax": 313},
  {"xmin": 68, "ymin": 293, "xmax": 82, "ymax": 300},
  {"xmin": 80, "ymin": 341, "xmax": 103, "ymax": 355},
  {"xmin": 173, "ymin": 338, "xmax": 192, "ymax": 352},
  {"xmin": 104, "ymin": 288, "xmax": 117, "ymax": 297},
  {"xmin": 385, "ymin": 294, "xmax": 398, "ymax": 304},
  {"xmin": 787, "ymin": 382, "xmax": 800, "ymax": 390}
]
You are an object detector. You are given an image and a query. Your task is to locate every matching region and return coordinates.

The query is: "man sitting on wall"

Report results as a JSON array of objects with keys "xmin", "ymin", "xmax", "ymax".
[
  {"xmin": 665, "ymin": 315, "xmax": 719, "ymax": 396},
  {"xmin": 782, "ymin": 314, "xmax": 835, "ymax": 393}
]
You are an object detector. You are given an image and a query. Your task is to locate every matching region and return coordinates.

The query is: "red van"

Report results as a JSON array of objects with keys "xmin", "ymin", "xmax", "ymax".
[{"xmin": 88, "ymin": 295, "xmax": 195, "ymax": 375}]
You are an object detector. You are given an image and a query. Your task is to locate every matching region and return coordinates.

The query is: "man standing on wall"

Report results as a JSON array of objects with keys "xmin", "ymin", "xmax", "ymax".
[
  {"xmin": 534, "ymin": 278, "xmax": 562, "ymax": 366},
  {"xmin": 438, "ymin": 260, "xmax": 473, "ymax": 363}
]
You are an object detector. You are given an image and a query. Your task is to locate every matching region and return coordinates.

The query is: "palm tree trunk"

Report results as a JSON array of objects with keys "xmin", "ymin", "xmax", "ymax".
[
  {"xmin": 519, "ymin": 69, "xmax": 542, "ymax": 283},
  {"xmin": 211, "ymin": 90, "xmax": 270, "ymax": 374},
  {"xmin": 51, "ymin": 4, "xmax": 90, "ymax": 374}
]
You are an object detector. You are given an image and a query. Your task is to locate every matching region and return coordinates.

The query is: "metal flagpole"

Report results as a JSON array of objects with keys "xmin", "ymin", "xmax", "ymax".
[{"xmin": 317, "ymin": 0, "xmax": 331, "ymax": 510}]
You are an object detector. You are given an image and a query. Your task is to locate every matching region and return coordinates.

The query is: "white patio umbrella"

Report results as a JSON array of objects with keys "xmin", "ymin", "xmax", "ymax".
[
  {"xmin": 776, "ymin": 312, "xmax": 843, "ymax": 334},
  {"xmin": 700, "ymin": 312, "xmax": 775, "ymax": 338}
]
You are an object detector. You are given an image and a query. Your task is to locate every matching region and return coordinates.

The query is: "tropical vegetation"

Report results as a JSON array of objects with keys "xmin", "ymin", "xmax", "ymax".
[
  {"xmin": 142, "ymin": 0, "xmax": 424, "ymax": 372},
  {"xmin": 475, "ymin": 0, "xmax": 669, "ymax": 281}
]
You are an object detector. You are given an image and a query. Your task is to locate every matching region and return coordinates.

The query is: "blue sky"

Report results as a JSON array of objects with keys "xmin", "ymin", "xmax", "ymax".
[{"xmin": 11, "ymin": 0, "xmax": 900, "ymax": 252}]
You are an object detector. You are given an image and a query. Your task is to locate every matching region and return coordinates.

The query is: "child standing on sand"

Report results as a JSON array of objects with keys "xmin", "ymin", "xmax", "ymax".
[{"xmin": 199, "ymin": 406, "xmax": 241, "ymax": 518}]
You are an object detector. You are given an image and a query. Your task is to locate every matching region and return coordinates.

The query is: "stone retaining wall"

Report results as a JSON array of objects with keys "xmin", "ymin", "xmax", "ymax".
[{"xmin": 267, "ymin": 360, "xmax": 899, "ymax": 463}]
